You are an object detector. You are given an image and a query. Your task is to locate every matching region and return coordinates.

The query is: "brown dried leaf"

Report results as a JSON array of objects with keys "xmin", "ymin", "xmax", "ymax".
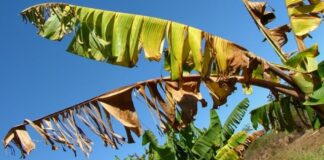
[
  {"xmin": 98, "ymin": 87, "xmax": 142, "ymax": 136},
  {"xmin": 165, "ymin": 80, "xmax": 206, "ymax": 126},
  {"xmin": 248, "ymin": 2, "xmax": 276, "ymax": 25},
  {"xmin": 24, "ymin": 119, "xmax": 57, "ymax": 150},
  {"xmin": 204, "ymin": 78, "xmax": 235, "ymax": 108},
  {"xmin": 51, "ymin": 117, "xmax": 75, "ymax": 151},
  {"xmin": 76, "ymin": 107, "xmax": 114, "ymax": 146},
  {"xmin": 65, "ymin": 111, "xmax": 92, "ymax": 157},
  {"xmin": 136, "ymin": 84, "xmax": 169, "ymax": 126},
  {"xmin": 211, "ymin": 37, "xmax": 250, "ymax": 75},
  {"xmin": 14, "ymin": 127, "xmax": 35, "ymax": 155},
  {"xmin": 244, "ymin": 0, "xmax": 289, "ymax": 61},
  {"xmin": 268, "ymin": 25, "xmax": 291, "ymax": 47},
  {"xmin": 3, "ymin": 76, "xmax": 212, "ymax": 157},
  {"xmin": 3, "ymin": 130, "xmax": 15, "ymax": 148}
]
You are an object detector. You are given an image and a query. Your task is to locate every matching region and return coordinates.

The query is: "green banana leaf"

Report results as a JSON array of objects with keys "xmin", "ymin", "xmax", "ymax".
[
  {"xmin": 21, "ymin": 3, "xmax": 250, "ymax": 80},
  {"xmin": 222, "ymin": 98, "xmax": 249, "ymax": 140},
  {"xmin": 191, "ymin": 109, "xmax": 223, "ymax": 159}
]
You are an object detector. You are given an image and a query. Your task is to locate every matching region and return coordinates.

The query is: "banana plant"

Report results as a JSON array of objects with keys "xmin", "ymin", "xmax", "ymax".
[
  {"xmin": 251, "ymin": 96, "xmax": 324, "ymax": 132},
  {"xmin": 140, "ymin": 98, "xmax": 249, "ymax": 160},
  {"xmin": 3, "ymin": 0, "xmax": 324, "ymax": 158}
]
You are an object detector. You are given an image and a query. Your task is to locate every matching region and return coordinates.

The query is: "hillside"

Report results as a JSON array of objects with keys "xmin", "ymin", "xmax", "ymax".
[{"xmin": 244, "ymin": 127, "xmax": 324, "ymax": 160}]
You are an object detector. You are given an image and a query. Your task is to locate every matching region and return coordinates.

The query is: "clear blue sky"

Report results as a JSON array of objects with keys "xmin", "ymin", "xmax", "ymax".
[{"xmin": 0, "ymin": 0, "xmax": 323, "ymax": 160}]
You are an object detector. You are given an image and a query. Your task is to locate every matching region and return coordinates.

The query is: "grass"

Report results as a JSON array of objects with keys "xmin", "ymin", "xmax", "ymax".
[{"xmin": 244, "ymin": 129, "xmax": 324, "ymax": 160}]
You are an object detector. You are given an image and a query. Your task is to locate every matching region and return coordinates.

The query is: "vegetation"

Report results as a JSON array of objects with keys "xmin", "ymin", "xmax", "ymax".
[
  {"xmin": 244, "ymin": 129, "xmax": 324, "ymax": 160},
  {"xmin": 121, "ymin": 99, "xmax": 261, "ymax": 160},
  {"xmin": 3, "ymin": 0, "xmax": 324, "ymax": 159}
]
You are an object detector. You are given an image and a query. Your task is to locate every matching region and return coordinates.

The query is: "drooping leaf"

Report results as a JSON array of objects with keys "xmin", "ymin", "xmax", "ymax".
[
  {"xmin": 98, "ymin": 86, "xmax": 142, "ymax": 136},
  {"xmin": 128, "ymin": 16, "xmax": 143, "ymax": 66},
  {"xmin": 243, "ymin": 0, "xmax": 291, "ymax": 62},
  {"xmin": 201, "ymin": 41, "xmax": 213, "ymax": 78},
  {"xmin": 3, "ymin": 76, "xmax": 207, "ymax": 157},
  {"xmin": 168, "ymin": 22, "xmax": 186, "ymax": 80},
  {"xmin": 188, "ymin": 27, "xmax": 203, "ymax": 72},
  {"xmin": 21, "ymin": 3, "xmax": 253, "ymax": 80},
  {"xmin": 204, "ymin": 77, "xmax": 236, "ymax": 108},
  {"xmin": 140, "ymin": 17, "xmax": 168, "ymax": 61},
  {"xmin": 268, "ymin": 25, "xmax": 291, "ymax": 47},
  {"xmin": 211, "ymin": 37, "xmax": 250, "ymax": 75},
  {"xmin": 165, "ymin": 80, "xmax": 207, "ymax": 127},
  {"xmin": 4, "ymin": 127, "xmax": 35, "ymax": 158},
  {"xmin": 111, "ymin": 13, "xmax": 135, "ymax": 66}
]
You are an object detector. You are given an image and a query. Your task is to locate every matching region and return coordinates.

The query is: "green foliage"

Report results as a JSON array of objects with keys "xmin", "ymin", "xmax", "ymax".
[
  {"xmin": 286, "ymin": 44, "xmax": 319, "ymax": 94},
  {"xmin": 191, "ymin": 109, "xmax": 223, "ymax": 159},
  {"xmin": 251, "ymin": 97, "xmax": 324, "ymax": 131},
  {"xmin": 285, "ymin": 44, "xmax": 319, "ymax": 73},
  {"xmin": 215, "ymin": 131, "xmax": 248, "ymax": 160},
  {"xmin": 222, "ymin": 98, "xmax": 249, "ymax": 140},
  {"xmin": 317, "ymin": 60, "xmax": 324, "ymax": 81},
  {"xmin": 142, "ymin": 130, "xmax": 176, "ymax": 160},
  {"xmin": 21, "ymin": 3, "xmax": 252, "ymax": 81},
  {"xmin": 286, "ymin": 0, "xmax": 323, "ymax": 36},
  {"xmin": 139, "ymin": 99, "xmax": 250, "ymax": 160},
  {"xmin": 304, "ymin": 84, "xmax": 324, "ymax": 106}
]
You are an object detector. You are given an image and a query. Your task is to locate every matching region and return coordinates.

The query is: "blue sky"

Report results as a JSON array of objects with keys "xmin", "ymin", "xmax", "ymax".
[{"xmin": 0, "ymin": 0, "xmax": 323, "ymax": 160}]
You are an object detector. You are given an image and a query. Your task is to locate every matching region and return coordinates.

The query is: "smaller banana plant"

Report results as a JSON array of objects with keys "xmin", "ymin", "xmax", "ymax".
[{"xmin": 140, "ymin": 98, "xmax": 250, "ymax": 160}]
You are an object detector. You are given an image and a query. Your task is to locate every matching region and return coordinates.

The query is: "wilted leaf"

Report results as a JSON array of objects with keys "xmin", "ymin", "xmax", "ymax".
[
  {"xmin": 3, "ymin": 127, "xmax": 36, "ymax": 157},
  {"xmin": 165, "ymin": 80, "xmax": 207, "ymax": 126},
  {"xmin": 211, "ymin": 37, "xmax": 249, "ymax": 75},
  {"xmin": 244, "ymin": 0, "xmax": 290, "ymax": 61},
  {"xmin": 3, "ymin": 76, "xmax": 210, "ymax": 157},
  {"xmin": 204, "ymin": 78, "xmax": 235, "ymax": 107},
  {"xmin": 99, "ymin": 87, "xmax": 142, "ymax": 136},
  {"xmin": 268, "ymin": 25, "xmax": 291, "ymax": 47}
]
